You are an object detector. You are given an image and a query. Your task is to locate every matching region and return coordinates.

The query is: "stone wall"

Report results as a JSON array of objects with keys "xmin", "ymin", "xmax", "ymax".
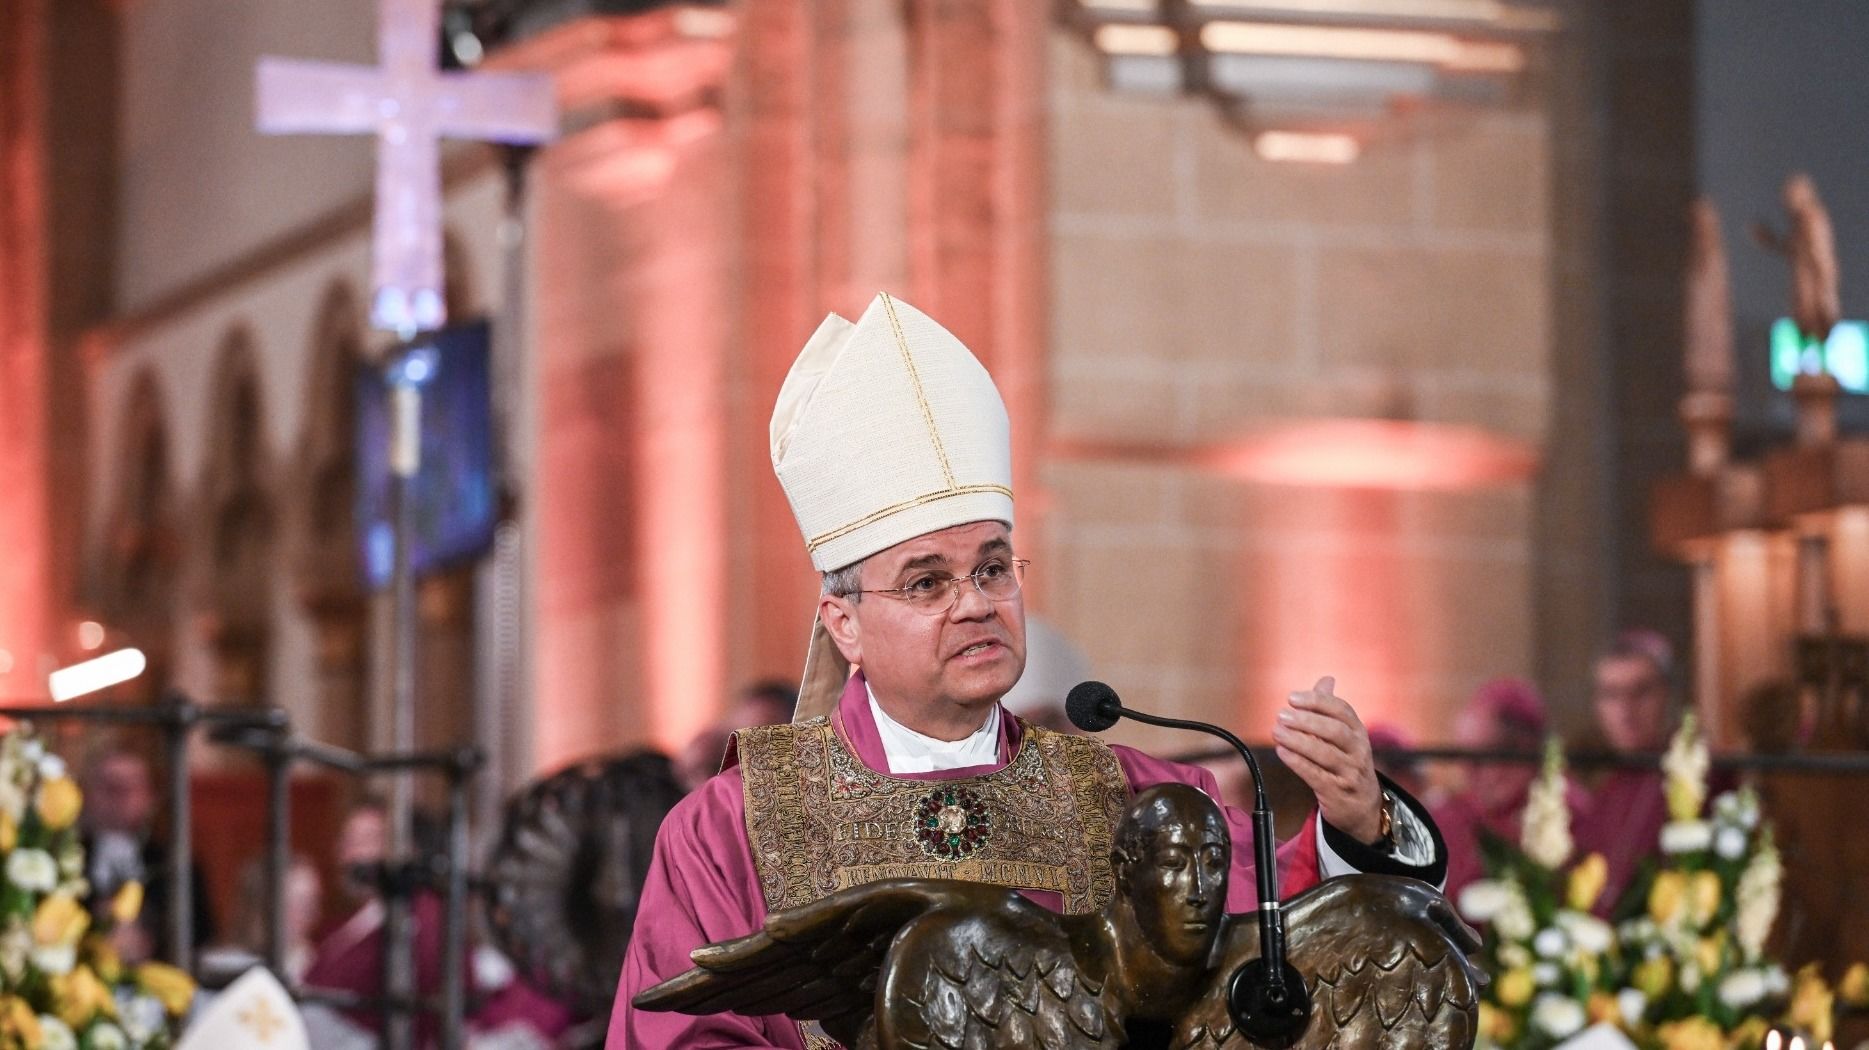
[{"xmin": 1042, "ymin": 30, "xmax": 1556, "ymax": 753}]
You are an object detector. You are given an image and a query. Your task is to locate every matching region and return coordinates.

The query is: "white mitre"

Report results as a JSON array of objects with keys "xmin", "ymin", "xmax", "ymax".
[
  {"xmin": 176, "ymin": 967, "xmax": 310, "ymax": 1050},
  {"xmin": 772, "ymin": 292, "xmax": 1014, "ymax": 720}
]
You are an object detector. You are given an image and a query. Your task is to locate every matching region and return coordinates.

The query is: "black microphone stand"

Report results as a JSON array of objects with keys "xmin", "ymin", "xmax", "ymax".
[{"xmin": 1071, "ymin": 685, "xmax": 1311, "ymax": 1048}]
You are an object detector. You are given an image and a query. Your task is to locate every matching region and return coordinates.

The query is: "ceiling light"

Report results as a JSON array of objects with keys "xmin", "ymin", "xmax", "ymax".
[
  {"xmin": 1254, "ymin": 129, "xmax": 1361, "ymax": 163},
  {"xmin": 1199, "ymin": 21, "xmax": 1525, "ymax": 72},
  {"xmin": 1094, "ymin": 23, "xmax": 1180, "ymax": 56},
  {"xmin": 1186, "ymin": 0, "xmax": 1558, "ymax": 31}
]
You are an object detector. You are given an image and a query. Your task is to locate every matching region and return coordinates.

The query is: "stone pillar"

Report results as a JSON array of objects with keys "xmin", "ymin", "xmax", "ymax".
[
  {"xmin": 493, "ymin": 9, "xmax": 738, "ymax": 762},
  {"xmin": 728, "ymin": 0, "xmax": 832, "ymax": 685},
  {"xmin": 904, "ymin": 0, "xmax": 1049, "ymax": 560},
  {"xmin": 0, "ymin": 0, "xmax": 55, "ymax": 699}
]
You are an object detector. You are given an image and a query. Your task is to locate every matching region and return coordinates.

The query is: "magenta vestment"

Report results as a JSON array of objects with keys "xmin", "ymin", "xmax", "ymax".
[{"xmin": 607, "ymin": 674, "xmax": 1327, "ymax": 1049}]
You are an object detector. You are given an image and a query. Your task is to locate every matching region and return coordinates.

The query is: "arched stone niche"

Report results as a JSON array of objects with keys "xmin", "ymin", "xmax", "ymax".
[
  {"xmin": 99, "ymin": 369, "xmax": 180, "ymax": 703},
  {"xmin": 294, "ymin": 282, "xmax": 372, "ymax": 749},
  {"xmin": 195, "ymin": 328, "xmax": 279, "ymax": 705}
]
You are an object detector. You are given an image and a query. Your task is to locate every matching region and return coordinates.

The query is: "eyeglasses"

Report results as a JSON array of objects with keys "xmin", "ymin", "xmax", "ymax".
[{"xmin": 850, "ymin": 559, "xmax": 1030, "ymax": 616}]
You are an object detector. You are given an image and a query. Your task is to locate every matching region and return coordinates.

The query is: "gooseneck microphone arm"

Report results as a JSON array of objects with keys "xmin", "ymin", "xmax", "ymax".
[
  {"xmin": 1066, "ymin": 681, "xmax": 1312, "ymax": 1048},
  {"xmin": 1087, "ymin": 703, "xmax": 1283, "ymax": 960}
]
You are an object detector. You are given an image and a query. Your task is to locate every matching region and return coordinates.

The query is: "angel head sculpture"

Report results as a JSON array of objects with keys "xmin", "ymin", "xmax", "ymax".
[{"xmin": 636, "ymin": 783, "xmax": 1482, "ymax": 1049}]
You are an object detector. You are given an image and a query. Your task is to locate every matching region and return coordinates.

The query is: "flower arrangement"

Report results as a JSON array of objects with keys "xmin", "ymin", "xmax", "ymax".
[
  {"xmin": 0, "ymin": 727, "xmax": 195, "ymax": 1050},
  {"xmin": 1458, "ymin": 717, "xmax": 1868, "ymax": 1050}
]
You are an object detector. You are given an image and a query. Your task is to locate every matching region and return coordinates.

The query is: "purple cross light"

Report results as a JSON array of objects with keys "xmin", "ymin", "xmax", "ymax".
[{"xmin": 257, "ymin": 0, "xmax": 557, "ymax": 333}]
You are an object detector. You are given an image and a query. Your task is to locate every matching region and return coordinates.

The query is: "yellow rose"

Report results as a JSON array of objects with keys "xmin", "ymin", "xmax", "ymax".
[
  {"xmin": 1726, "ymin": 1016, "xmax": 1769, "ymax": 1050},
  {"xmin": 137, "ymin": 961, "xmax": 197, "ymax": 1017},
  {"xmin": 1634, "ymin": 957, "xmax": 1675, "ymax": 999},
  {"xmin": 84, "ymin": 932, "xmax": 123, "ymax": 985},
  {"xmin": 1650, "ymin": 871, "xmax": 1688, "ymax": 926},
  {"xmin": 109, "ymin": 880, "xmax": 144, "ymax": 926},
  {"xmin": 1568, "ymin": 853, "xmax": 1610, "ymax": 912},
  {"xmin": 1838, "ymin": 961, "xmax": 1869, "ymax": 1007},
  {"xmin": 0, "ymin": 811, "xmax": 15, "ymax": 853},
  {"xmin": 1588, "ymin": 991, "xmax": 1621, "ymax": 1026},
  {"xmin": 1659, "ymin": 1016, "xmax": 1725, "ymax": 1050},
  {"xmin": 1690, "ymin": 870, "xmax": 1723, "ymax": 926},
  {"xmin": 1785, "ymin": 964, "xmax": 1835, "ymax": 1045},
  {"xmin": 0, "ymin": 995, "xmax": 41, "ymax": 1045},
  {"xmin": 1479, "ymin": 1002, "xmax": 1519, "ymax": 1043},
  {"xmin": 1573, "ymin": 951, "xmax": 1602, "ymax": 986},
  {"xmin": 51, "ymin": 965, "xmax": 116, "ymax": 1028},
  {"xmin": 1497, "ymin": 967, "xmax": 1536, "ymax": 1007},
  {"xmin": 1696, "ymin": 932, "xmax": 1727, "ymax": 976},
  {"xmin": 34, "ymin": 776, "xmax": 82, "ymax": 831},
  {"xmin": 32, "ymin": 892, "xmax": 89, "ymax": 947}
]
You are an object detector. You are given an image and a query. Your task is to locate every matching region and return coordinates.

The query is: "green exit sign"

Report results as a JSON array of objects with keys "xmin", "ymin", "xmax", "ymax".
[{"xmin": 1771, "ymin": 317, "xmax": 1869, "ymax": 393}]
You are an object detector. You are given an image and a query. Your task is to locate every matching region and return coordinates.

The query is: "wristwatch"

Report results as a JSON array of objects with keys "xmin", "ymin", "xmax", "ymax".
[{"xmin": 1373, "ymin": 790, "xmax": 1397, "ymax": 852}]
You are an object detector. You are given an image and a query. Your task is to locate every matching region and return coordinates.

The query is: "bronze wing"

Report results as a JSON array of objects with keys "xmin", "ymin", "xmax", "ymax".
[
  {"xmin": 634, "ymin": 877, "xmax": 1119, "ymax": 1050},
  {"xmin": 1177, "ymin": 876, "xmax": 1484, "ymax": 1049}
]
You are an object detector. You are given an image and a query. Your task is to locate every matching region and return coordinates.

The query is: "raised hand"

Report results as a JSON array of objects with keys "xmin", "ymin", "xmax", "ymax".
[{"xmin": 1272, "ymin": 676, "xmax": 1384, "ymax": 845}]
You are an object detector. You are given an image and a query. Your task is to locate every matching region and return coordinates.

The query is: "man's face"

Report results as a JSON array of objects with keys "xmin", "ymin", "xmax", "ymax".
[
  {"xmin": 89, "ymin": 754, "xmax": 155, "ymax": 834},
  {"xmin": 338, "ymin": 807, "xmax": 388, "ymax": 901},
  {"xmin": 1120, "ymin": 791, "xmax": 1229, "ymax": 966},
  {"xmin": 827, "ymin": 521, "xmax": 1027, "ymax": 717},
  {"xmin": 1593, "ymin": 655, "xmax": 1671, "ymax": 752}
]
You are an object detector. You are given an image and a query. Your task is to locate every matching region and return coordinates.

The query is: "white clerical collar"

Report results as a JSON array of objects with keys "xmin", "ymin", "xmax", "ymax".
[{"xmin": 867, "ymin": 683, "xmax": 1001, "ymax": 774}]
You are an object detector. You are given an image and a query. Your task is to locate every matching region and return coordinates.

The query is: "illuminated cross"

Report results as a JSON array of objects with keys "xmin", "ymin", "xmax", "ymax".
[{"xmin": 256, "ymin": 0, "xmax": 556, "ymax": 333}]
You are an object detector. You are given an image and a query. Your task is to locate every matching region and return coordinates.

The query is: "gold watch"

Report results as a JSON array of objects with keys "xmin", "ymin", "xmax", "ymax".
[{"xmin": 1375, "ymin": 790, "xmax": 1397, "ymax": 851}]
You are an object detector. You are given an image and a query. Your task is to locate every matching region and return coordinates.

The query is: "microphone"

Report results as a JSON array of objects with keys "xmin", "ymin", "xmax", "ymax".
[{"xmin": 1065, "ymin": 681, "xmax": 1312, "ymax": 1048}]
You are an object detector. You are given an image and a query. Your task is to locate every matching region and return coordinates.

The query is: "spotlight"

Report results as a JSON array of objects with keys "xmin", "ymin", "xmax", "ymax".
[{"xmin": 48, "ymin": 648, "xmax": 148, "ymax": 703}]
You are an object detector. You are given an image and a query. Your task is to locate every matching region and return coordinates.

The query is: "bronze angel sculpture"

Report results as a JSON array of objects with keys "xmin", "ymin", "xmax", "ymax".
[{"xmin": 636, "ymin": 784, "xmax": 1483, "ymax": 1049}]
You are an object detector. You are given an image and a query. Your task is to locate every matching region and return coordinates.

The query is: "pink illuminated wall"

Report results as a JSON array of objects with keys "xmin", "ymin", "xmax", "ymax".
[{"xmin": 0, "ymin": 0, "xmax": 54, "ymax": 702}]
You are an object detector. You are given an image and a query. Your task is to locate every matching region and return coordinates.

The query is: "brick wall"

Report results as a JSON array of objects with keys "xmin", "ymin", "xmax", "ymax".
[{"xmin": 1042, "ymin": 30, "xmax": 1556, "ymax": 752}]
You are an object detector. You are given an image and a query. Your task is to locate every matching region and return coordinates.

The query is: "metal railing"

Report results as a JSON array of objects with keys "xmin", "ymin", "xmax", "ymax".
[
  {"xmin": 0, "ymin": 693, "xmax": 484, "ymax": 1050},
  {"xmin": 1173, "ymin": 742, "xmax": 1869, "ymax": 775}
]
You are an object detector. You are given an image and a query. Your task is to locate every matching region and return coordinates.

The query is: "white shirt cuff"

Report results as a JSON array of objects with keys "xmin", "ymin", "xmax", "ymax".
[{"xmin": 1314, "ymin": 798, "xmax": 1442, "ymax": 889}]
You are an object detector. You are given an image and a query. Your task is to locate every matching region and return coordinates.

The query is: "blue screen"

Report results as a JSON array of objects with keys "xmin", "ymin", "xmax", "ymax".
[{"xmin": 355, "ymin": 321, "xmax": 498, "ymax": 590}]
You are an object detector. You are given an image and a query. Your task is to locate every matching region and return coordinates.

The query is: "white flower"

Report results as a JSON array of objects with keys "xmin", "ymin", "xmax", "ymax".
[
  {"xmin": 1494, "ymin": 881, "xmax": 1536, "ymax": 942},
  {"xmin": 30, "ymin": 943, "xmax": 75, "ymax": 976},
  {"xmin": 36, "ymin": 753, "xmax": 66, "ymax": 781},
  {"xmin": 1715, "ymin": 825, "xmax": 1748, "ymax": 860},
  {"xmin": 1619, "ymin": 917, "xmax": 1658, "ymax": 944},
  {"xmin": 1500, "ymin": 943, "xmax": 1533, "ymax": 969},
  {"xmin": 1662, "ymin": 714, "xmax": 1711, "ymax": 821},
  {"xmin": 1719, "ymin": 969, "xmax": 1769, "ymax": 1008},
  {"xmin": 1617, "ymin": 988, "xmax": 1648, "ymax": 1026},
  {"xmin": 36, "ymin": 1016, "xmax": 76, "ymax": 1050},
  {"xmin": 114, "ymin": 990, "xmax": 166, "ymax": 1044},
  {"xmin": 20, "ymin": 738, "xmax": 44, "ymax": 764},
  {"xmin": 86, "ymin": 1021, "xmax": 128, "ymax": 1050},
  {"xmin": 1680, "ymin": 961, "xmax": 1702, "ymax": 992},
  {"xmin": 1556, "ymin": 911, "xmax": 1615, "ymax": 955},
  {"xmin": 0, "ymin": 923, "xmax": 28, "ymax": 981},
  {"xmin": 1763, "ymin": 965, "xmax": 1791, "ymax": 995},
  {"xmin": 0, "ymin": 779, "xmax": 23, "ymax": 824},
  {"xmin": 1534, "ymin": 927, "xmax": 1570, "ymax": 959},
  {"xmin": 1735, "ymin": 834, "xmax": 1784, "ymax": 961},
  {"xmin": 1660, "ymin": 820, "xmax": 1713, "ymax": 854},
  {"xmin": 1521, "ymin": 738, "xmax": 1574, "ymax": 868},
  {"xmin": 1715, "ymin": 786, "xmax": 1761, "ymax": 830},
  {"xmin": 1534, "ymin": 962, "xmax": 1563, "ymax": 987},
  {"xmin": 1458, "ymin": 880, "xmax": 1511, "ymax": 923},
  {"xmin": 6, "ymin": 848, "xmax": 58, "ymax": 892},
  {"xmin": 1531, "ymin": 994, "xmax": 1587, "ymax": 1039}
]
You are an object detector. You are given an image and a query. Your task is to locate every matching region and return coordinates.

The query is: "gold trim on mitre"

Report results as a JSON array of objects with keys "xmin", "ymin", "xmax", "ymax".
[
  {"xmin": 770, "ymin": 292, "xmax": 1015, "ymax": 573},
  {"xmin": 772, "ymin": 293, "xmax": 1017, "ymax": 721}
]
